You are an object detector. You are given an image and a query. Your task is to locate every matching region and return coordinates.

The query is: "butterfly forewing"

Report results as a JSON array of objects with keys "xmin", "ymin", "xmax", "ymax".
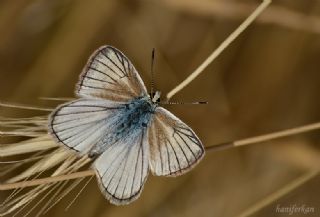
[
  {"xmin": 94, "ymin": 129, "xmax": 149, "ymax": 205},
  {"xmin": 48, "ymin": 98, "xmax": 125, "ymax": 154},
  {"xmin": 148, "ymin": 107, "xmax": 205, "ymax": 176},
  {"xmin": 77, "ymin": 46, "xmax": 148, "ymax": 101}
]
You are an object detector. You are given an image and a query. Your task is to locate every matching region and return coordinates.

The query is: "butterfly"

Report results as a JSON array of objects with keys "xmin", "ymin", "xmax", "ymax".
[{"xmin": 48, "ymin": 45, "xmax": 205, "ymax": 205}]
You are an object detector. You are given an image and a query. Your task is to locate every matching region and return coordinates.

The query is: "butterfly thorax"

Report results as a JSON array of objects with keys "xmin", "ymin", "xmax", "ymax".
[
  {"xmin": 118, "ymin": 96, "xmax": 156, "ymax": 131},
  {"xmin": 89, "ymin": 96, "xmax": 156, "ymax": 157}
]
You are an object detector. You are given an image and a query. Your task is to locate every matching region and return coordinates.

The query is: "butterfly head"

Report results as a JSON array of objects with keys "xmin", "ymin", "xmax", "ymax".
[{"xmin": 151, "ymin": 91, "xmax": 161, "ymax": 103}]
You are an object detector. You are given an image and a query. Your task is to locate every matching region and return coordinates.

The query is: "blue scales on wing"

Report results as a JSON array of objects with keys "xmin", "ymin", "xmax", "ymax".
[{"xmin": 48, "ymin": 98, "xmax": 126, "ymax": 154}]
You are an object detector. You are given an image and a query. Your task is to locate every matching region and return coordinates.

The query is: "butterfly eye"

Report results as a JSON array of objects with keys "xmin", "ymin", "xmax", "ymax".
[
  {"xmin": 149, "ymin": 93, "xmax": 160, "ymax": 103},
  {"xmin": 150, "ymin": 91, "xmax": 161, "ymax": 103}
]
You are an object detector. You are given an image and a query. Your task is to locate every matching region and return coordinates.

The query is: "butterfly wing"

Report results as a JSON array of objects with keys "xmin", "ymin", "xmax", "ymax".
[
  {"xmin": 77, "ymin": 46, "xmax": 148, "ymax": 101},
  {"xmin": 48, "ymin": 98, "xmax": 125, "ymax": 154},
  {"xmin": 148, "ymin": 107, "xmax": 205, "ymax": 177},
  {"xmin": 93, "ymin": 129, "xmax": 149, "ymax": 205}
]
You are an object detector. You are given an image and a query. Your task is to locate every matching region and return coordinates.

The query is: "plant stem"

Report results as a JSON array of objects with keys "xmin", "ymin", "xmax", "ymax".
[
  {"xmin": 1, "ymin": 120, "xmax": 320, "ymax": 191},
  {"xmin": 166, "ymin": 0, "xmax": 272, "ymax": 100},
  {"xmin": 206, "ymin": 121, "xmax": 320, "ymax": 151},
  {"xmin": 0, "ymin": 170, "xmax": 94, "ymax": 190}
]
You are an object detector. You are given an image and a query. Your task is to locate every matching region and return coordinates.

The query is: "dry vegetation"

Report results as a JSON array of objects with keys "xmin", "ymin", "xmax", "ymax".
[{"xmin": 0, "ymin": 0, "xmax": 320, "ymax": 217}]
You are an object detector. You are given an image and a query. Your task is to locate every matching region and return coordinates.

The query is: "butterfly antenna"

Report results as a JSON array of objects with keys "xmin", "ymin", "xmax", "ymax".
[
  {"xmin": 160, "ymin": 101, "xmax": 208, "ymax": 105},
  {"xmin": 150, "ymin": 48, "xmax": 155, "ymax": 98}
]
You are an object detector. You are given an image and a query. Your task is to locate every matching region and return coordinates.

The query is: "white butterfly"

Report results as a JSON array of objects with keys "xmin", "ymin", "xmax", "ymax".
[{"xmin": 48, "ymin": 46, "xmax": 205, "ymax": 205}]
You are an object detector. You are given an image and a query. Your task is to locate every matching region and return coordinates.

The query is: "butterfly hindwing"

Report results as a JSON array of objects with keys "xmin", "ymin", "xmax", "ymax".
[
  {"xmin": 77, "ymin": 46, "xmax": 148, "ymax": 101},
  {"xmin": 148, "ymin": 107, "xmax": 205, "ymax": 177},
  {"xmin": 93, "ymin": 129, "xmax": 149, "ymax": 205},
  {"xmin": 48, "ymin": 98, "xmax": 125, "ymax": 154}
]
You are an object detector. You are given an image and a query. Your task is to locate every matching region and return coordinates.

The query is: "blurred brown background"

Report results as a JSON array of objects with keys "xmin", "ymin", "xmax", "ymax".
[{"xmin": 1, "ymin": 0, "xmax": 320, "ymax": 216}]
